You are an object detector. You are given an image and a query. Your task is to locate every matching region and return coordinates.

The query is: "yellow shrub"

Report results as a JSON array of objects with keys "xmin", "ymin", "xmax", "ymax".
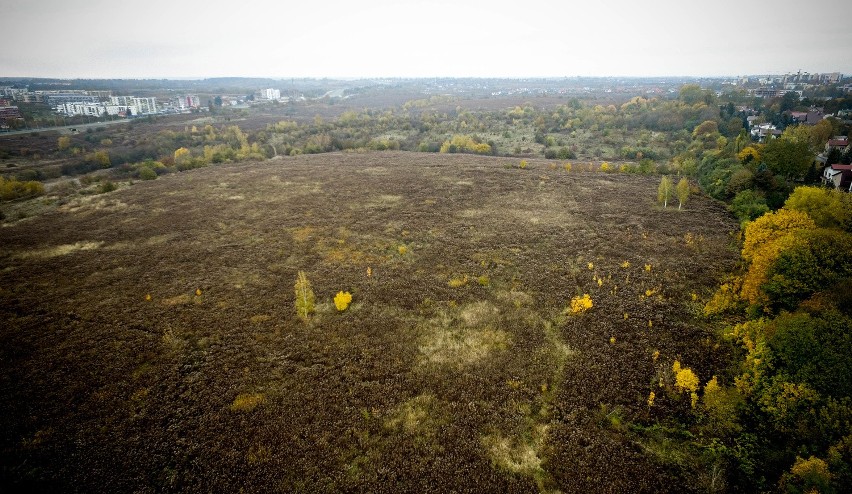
[
  {"xmin": 704, "ymin": 277, "xmax": 743, "ymax": 317},
  {"xmin": 600, "ymin": 162, "xmax": 612, "ymax": 172},
  {"xmin": 230, "ymin": 393, "xmax": 264, "ymax": 412},
  {"xmin": 334, "ymin": 291, "xmax": 352, "ymax": 311},
  {"xmin": 448, "ymin": 275, "xmax": 469, "ymax": 288},
  {"xmin": 673, "ymin": 361, "xmax": 699, "ymax": 393},
  {"xmin": 569, "ymin": 294, "xmax": 593, "ymax": 314},
  {"xmin": 0, "ymin": 177, "xmax": 45, "ymax": 201}
]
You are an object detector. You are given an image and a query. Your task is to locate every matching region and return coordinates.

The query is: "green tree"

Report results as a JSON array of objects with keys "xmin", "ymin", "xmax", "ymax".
[
  {"xmin": 767, "ymin": 311, "xmax": 852, "ymax": 397},
  {"xmin": 657, "ymin": 175, "xmax": 673, "ymax": 208},
  {"xmin": 763, "ymin": 228, "xmax": 852, "ymax": 311},
  {"xmin": 676, "ymin": 177, "xmax": 689, "ymax": 210},
  {"xmin": 138, "ymin": 166, "xmax": 157, "ymax": 180},
  {"xmin": 763, "ymin": 128, "xmax": 814, "ymax": 180},
  {"xmin": 730, "ymin": 190, "xmax": 770, "ymax": 224}
]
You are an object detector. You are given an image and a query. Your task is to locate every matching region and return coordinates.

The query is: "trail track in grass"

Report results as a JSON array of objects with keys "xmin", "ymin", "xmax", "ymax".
[{"xmin": 0, "ymin": 151, "xmax": 739, "ymax": 492}]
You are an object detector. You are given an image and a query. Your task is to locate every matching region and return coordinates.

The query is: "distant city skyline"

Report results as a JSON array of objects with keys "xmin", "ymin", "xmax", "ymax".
[{"xmin": 3, "ymin": 0, "xmax": 850, "ymax": 79}]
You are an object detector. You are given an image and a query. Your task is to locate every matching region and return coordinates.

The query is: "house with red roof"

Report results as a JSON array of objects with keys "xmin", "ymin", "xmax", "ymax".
[
  {"xmin": 825, "ymin": 136, "xmax": 849, "ymax": 153},
  {"xmin": 823, "ymin": 163, "xmax": 852, "ymax": 191}
]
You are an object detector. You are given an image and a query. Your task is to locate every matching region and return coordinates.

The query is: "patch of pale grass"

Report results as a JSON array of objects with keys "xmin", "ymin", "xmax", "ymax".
[
  {"xmin": 162, "ymin": 294, "xmax": 192, "ymax": 306},
  {"xmin": 18, "ymin": 241, "xmax": 103, "ymax": 259},
  {"xmin": 495, "ymin": 289, "xmax": 533, "ymax": 308},
  {"xmin": 385, "ymin": 394, "xmax": 443, "ymax": 436},
  {"xmin": 459, "ymin": 301, "xmax": 499, "ymax": 327},
  {"xmin": 289, "ymin": 226, "xmax": 317, "ymax": 243},
  {"xmin": 482, "ymin": 424, "xmax": 549, "ymax": 476},
  {"xmin": 356, "ymin": 166, "xmax": 389, "ymax": 176},
  {"xmin": 420, "ymin": 325, "xmax": 509, "ymax": 366}
]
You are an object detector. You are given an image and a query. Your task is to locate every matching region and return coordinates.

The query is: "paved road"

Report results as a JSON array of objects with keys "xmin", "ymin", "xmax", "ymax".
[{"xmin": 0, "ymin": 118, "xmax": 132, "ymax": 137}]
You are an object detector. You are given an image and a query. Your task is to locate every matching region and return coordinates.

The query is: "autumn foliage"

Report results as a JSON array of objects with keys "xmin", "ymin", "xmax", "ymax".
[{"xmin": 294, "ymin": 271, "xmax": 315, "ymax": 323}]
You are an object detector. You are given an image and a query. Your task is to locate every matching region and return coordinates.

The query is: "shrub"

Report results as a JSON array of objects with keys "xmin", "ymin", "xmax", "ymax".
[
  {"xmin": 0, "ymin": 177, "xmax": 45, "ymax": 201},
  {"xmin": 138, "ymin": 166, "xmax": 157, "ymax": 180},
  {"xmin": 230, "ymin": 393, "xmax": 264, "ymax": 412},
  {"xmin": 672, "ymin": 360, "xmax": 700, "ymax": 407},
  {"xmin": 334, "ymin": 291, "xmax": 352, "ymax": 311},
  {"xmin": 85, "ymin": 150, "xmax": 111, "ymax": 168},
  {"xmin": 97, "ymin": 181, "xmax": 117, "ymax": 194},
  {"xmin": 568, "ymin": 294, "xmax": 593, "ymax": 314},
  {"xmin": 447, "ymin": 275, "xmax": 469, "ymax": 288},
  {"xmin": 439, "ymin": 135, "xmax": 491, "ymax": 155},
  {"xmin": 57, "ymin": 136, "xmax": 71, "ymax": 151},
  {"xmin": 557, "ymin": 147, "xmax": 576, "ymax": 159}
]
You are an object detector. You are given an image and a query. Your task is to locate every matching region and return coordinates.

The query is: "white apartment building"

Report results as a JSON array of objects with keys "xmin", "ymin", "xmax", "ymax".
[
  {"xmin": 56, "ymin": 102, "xmax": 137, "ymax": 117},
  {"xmin": 261, "ymin": 88, "xmax": 281, "ymax": 100},
  {"xmin": 110, "ymin": 96, "xmax": 157, "ymax": 114},
  {"xmin": 56, "ymin": 102, "xmax": 106, "ymax": 117}
]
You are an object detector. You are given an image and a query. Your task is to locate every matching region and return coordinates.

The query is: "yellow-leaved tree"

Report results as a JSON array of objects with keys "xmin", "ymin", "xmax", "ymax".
[
  {"xmin": 783, "ymin": 186, "xmax": 852, "ymax": 231},
  {"xmin": 676, "ymin": 177, "xmax": 689, "ymax": 210},
  {"xmin": 657, "ymin": 176, "xmax": 673, "ymax": 208},
  {"xmin": 174, "ymin": 147, "xmax": 191, "ymax": 165},
  {"xmin": 740, "ymin": 209, "xmax": 816, "ymax": 305},
  {"xmin": 294, "ymin": 271, "xmax": 315, "ymax": 323}
]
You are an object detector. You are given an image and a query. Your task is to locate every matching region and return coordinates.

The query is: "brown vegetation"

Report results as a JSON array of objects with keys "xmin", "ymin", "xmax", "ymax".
[{"xmin": 0, "ymin": 152, "xmax": 739, "ymax": 492}]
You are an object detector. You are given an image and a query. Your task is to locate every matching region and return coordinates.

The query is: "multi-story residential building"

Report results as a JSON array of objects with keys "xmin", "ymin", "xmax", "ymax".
[
  {"xmin": 56, "ymin": 102, "xmax": 138, "ymax": 117},
  {"xmin": 261, "ymin": 88, "xmax": 281, "ymax": 100},
  {"xmin": 174, "ymin": 94, "xmax": 200, "ymax": 109},
  {"xmin": 0, "ymin": 105, "xmax": 23, "ymax": 120},
  {"xmin": 110, "ymin": 96, "xmax": 157, "ymax": 114},
  {"xmin": 55, "ymin": 102, "xmax": 106, "ymax": 117},
  {"xmin": 44, "ymin": 94, "xmax": 100, "ymax": 106},
  {"xmin": 16, "ymin": 92, "xmax": 41, "ymax": 103}
]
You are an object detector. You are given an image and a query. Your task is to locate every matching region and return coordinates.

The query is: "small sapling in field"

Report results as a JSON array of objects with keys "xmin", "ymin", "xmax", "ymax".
[{"xmin": 294, "ymin": 271, "xmax": 315, "ymax": 323}]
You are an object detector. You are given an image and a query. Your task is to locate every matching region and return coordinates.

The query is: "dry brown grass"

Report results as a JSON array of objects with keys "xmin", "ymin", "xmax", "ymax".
[{"xmin": 0, "ymin": 151, "xmax": 739, "ymax": 493}]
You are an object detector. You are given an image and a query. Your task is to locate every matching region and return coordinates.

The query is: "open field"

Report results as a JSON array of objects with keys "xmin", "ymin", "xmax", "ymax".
[{"xmin": 0, "ymin": 152, "xmax": 739, "ymax": 492}]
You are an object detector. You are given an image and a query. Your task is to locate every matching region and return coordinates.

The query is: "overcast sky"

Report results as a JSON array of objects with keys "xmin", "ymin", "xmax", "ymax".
[{"xmin": 3, "ymin": 0, "xmax": 850, "ymax": 79}]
